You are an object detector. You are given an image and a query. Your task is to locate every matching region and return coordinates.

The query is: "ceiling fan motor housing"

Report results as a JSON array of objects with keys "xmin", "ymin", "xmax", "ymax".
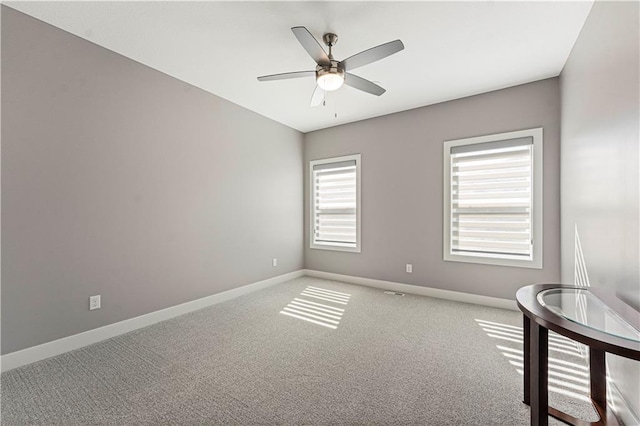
[{"xmin": 316, "ymin": 61, "xmax": 345, "ymax": 79}]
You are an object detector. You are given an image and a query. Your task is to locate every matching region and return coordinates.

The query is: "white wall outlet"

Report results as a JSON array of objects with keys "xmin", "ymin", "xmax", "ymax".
[
  {"xmin": 89, "ymin": 295, "xmax": 101, "ymax": 311},
  {"xmin": 272, "ymin": 258, "xmax": 278, "ymax": 267},
  {"xmin": 406, "ymin": 264, "xmax": 413, "ymax": 273}
]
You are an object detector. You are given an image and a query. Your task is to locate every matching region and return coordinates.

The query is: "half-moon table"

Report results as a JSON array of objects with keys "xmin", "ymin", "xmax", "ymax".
[{"xmin": 516, "ymin": 284, "xmax": 640, "ymax": 426}]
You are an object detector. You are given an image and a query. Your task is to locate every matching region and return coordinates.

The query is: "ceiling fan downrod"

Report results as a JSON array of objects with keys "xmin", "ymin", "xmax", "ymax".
[{"xmin": 322, "ymin": 33, "xmax": 339, "ymax": 60}]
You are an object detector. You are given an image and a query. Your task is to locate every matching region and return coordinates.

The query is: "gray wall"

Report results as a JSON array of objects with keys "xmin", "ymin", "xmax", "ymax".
[
  {"xmin": 304, "ymin": 78, "xmax": 561, "ymax": 301},
  {"xmin": 559, "ymin": 0, "xmax": 639, "ymax": 420},
  {"xmin": 1, "ymin": 7, "xmax": 304, "ymax": 355}
]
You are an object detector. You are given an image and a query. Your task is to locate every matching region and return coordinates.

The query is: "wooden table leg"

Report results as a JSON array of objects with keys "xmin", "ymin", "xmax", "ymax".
[
  {"xmin": 589, "ymin": 348, "xmax": 606, "ymax": 407},
  {"xmin": 589, "ymin": 347, "xmax": 618, "ymax": 424},
  {"xmin": 530, "ymin": 321, "xmax": 548, "ymax": 426},
  {"xmin": 524, "ymin": 315, "xmax": 530, "ymax": 405}
]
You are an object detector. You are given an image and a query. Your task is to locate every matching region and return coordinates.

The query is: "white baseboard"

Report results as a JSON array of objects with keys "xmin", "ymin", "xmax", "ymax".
[
  {"xmin": 0, "ymin": 269, "xmax": 517, "ymax": 372},
  {"xmin": 302, "ymin": 269, "xmax": 518, "ymax": 311},
  {"xmin": 1, "ymin": 270, "xmax": 305, "ymax": 372}
]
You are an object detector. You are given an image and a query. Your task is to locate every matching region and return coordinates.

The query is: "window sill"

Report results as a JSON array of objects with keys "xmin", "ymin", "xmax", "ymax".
[
  {"xmin": 311, "ymin": 242, "xmax": 361, "ymax": 253},
  {"xmin": 444, "ymin": 252, "xmax": 541, "ymax": 269}
]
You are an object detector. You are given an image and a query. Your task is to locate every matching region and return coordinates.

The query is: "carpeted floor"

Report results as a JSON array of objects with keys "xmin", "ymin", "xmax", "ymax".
[{"xmin": 1, "ymin": 277, "xmax": 598, "ymax": 425}]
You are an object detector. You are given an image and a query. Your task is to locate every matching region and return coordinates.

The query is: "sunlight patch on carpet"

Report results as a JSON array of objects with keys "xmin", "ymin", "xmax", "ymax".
[{"xmin": 280, "ymin": 287, "xmax": 350, "ymax": 329}]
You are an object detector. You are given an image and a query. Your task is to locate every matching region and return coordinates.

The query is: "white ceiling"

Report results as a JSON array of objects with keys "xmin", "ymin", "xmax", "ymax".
[{"xmin": 6, "ymin": 1, "xmax": 593, "ymax": 133}]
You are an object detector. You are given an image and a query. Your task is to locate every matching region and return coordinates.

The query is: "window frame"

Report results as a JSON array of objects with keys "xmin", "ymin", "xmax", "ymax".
[
  {"xmin": 443, "ymin": 128, "xmax": 543, "ymax": 269},
  {"xmin": 309, "ymin": 154, "xmax": 361, "ymax": 253}
]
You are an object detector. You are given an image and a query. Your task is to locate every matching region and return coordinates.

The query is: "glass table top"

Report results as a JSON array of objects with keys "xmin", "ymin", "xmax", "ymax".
[{"xmin": 537, "ymin": 288, "xmax": 640, "ymax": 343}]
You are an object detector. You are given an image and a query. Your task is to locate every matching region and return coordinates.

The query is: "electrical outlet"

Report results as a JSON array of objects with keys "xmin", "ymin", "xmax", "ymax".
[
  {"xmin": 272, "ymin": 258, "xmax": 278, "ymax": 267},
  {"xmin": 89, "ymin": 295, "xmax": 101, "ymax": 311},
  {"xmin": 406, "ymin": 264, "xmax": 413, "ymax": 273}
]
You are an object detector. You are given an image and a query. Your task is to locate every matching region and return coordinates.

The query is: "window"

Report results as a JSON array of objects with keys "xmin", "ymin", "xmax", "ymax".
[
  {"xmin": 443, "ymin": 128, "xmax": 542, "ymax": 268},
  {"xmin": 310, "ymin": 154, "xmax": 361, "ymax": 252}
]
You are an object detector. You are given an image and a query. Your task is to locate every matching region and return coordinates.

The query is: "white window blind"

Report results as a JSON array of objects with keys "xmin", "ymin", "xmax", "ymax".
[
  {"xmin": 450, "ymin": 137, "xmax": 534, "ymax": 259},
  {"xmin": 310, "ymin": 155, "xmax": 360, "ymax": 252}
]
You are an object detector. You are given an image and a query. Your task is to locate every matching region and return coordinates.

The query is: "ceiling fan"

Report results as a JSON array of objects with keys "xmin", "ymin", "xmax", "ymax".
[{"xmin": 257, "ymin": 27, "xmax": 404, "ymax": 107}]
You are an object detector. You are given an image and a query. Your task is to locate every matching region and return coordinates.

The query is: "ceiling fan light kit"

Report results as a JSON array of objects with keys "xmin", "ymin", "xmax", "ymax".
[
  {"xmin": 316, "ymin": 66, "xmax": 345, "ymax": 91},
  {"xmin": 257, "ymin": 26, "xmax": 404, "ymax": 107}
]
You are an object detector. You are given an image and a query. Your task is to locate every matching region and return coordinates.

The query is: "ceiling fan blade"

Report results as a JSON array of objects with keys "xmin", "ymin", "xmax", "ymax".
[
  {"xmin": 257, "ymin": 71, "xmax": 315, "ymax": 82},
  {"xmin": 341, "ymin": 40, "xmax": 404, "ymax": 71},
  {"xmin": 291, "ymin": 26, "xmax": 331, "ymax": 66},
  {"xmin": 310, "ymin": 85, "xmax": 325, "ymax": 107},
  {"xmin": 344, "ymin": 73, "xmax": 386, "ymax": 96}
]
